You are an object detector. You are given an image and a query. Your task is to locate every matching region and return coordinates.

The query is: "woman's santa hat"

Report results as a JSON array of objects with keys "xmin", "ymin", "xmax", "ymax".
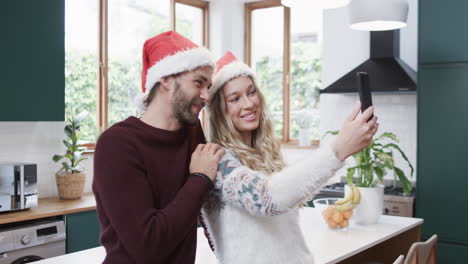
[
  {"xmin": 137, "ymin": 30, "xmax": 215, "ymax": 113},
  {"xmin": 210, "ymin": 51, "xmax": 257, "ymax": 97}
]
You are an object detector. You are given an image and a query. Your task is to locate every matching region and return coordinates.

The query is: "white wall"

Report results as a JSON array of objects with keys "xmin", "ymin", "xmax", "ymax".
[
  {"xmin": 208, "ymin": 0, "xmax": 245, "ymax": 59},
  {"xmin": 0, "ymin": 122, "xmax": 94, "ymax": 198},
  {"xmin": 400, "ymin": 0, "xmax": 418, "ymax": 70},
  {"xmin": 320, "ymin": 0, "xmax": 418, "ymax": 183}
]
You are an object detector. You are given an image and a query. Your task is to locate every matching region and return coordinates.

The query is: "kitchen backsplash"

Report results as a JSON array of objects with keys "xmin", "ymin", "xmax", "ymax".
[{"xmin": 320, "ymin": 93, "xmax": 417, "ymax": 183}]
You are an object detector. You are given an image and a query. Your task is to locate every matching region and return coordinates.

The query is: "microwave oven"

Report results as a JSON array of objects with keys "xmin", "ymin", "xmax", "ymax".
[{"xmin": 0, "ymin": 163, "xmax": 38, "ymax": 212}]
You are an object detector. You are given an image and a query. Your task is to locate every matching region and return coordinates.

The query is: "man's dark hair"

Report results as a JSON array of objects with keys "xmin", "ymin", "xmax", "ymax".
[
  {"xmin": 144, "ymin": 73, "xmax": 183, "ymax": 108},
  {"xmin": 144, "ymin": 82, "xmax": 159, "ymax": 108}
]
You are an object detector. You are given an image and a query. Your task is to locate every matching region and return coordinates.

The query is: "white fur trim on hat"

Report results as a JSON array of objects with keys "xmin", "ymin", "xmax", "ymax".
[
  {"xmin": 145, "ymin": 47, "xmax": 215, "ymax": 92},
  {"xmin": 210, "ymin": 61, "xmax": 255, "ymax": 97},
  {"xmin": 137, "ymin": 47, "xmax": 215, "ymax": 114}
]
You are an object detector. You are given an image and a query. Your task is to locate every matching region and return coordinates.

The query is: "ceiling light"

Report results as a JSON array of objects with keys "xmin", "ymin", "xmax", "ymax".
[
  {"xmin": 349, "ymin": 0, "xmax": 409, "ymax": 31},
  {"xmin": 281, "ymin": 0, "xmax": 351, "ymax": 10}
]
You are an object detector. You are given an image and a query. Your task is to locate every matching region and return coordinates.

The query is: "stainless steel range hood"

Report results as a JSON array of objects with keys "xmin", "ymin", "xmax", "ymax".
[{"xmin": 321, "ymin": 30, "xmax": 416, "ymax": 93}]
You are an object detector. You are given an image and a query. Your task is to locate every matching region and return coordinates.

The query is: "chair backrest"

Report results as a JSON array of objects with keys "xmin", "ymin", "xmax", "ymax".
[
  {"xmin": 393, "ymin": 255, "xmax": 405, "ymax": 264},
  {"xmin": 404, "ymin": 234, "xmax": 438, "ymax": 264}
]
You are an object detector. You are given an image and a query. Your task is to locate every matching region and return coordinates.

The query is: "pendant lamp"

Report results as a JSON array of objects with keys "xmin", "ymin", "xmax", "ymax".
[
  {"xmin": 281, "ymin": 0, "xmax": 351, "ymax": 9},
  {"xmin": 349, "ymin": 0, "xmax": 409, "ymax": 31}
]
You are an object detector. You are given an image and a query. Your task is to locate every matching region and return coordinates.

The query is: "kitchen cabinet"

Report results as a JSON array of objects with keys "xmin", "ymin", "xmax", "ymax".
[
  {"xmin": 417, "ymin": 1, "xmax": 468, "ymax": 262},
  {"xmin": 436, "ymin": 241, "xmax": 468, "ymax": 264},
  {"xmin": 0, "ymin": 0, "xmax": 64, "ymax": 121},
  {"xmin": 419, "ymin": 0, "xmax": 468, "ymax": 64},
  {"xmin": 65, "ymin": 210, "xmax": 101, "ymax": 254},
  {"xmin": 417, "ymin": 64, "xmax": 468, "ymax": 243}
]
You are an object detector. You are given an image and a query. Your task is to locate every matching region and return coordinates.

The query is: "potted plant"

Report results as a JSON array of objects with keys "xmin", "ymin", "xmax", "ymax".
[
  {"xmin": 52, "ymin": 111, "xmax": 88, "ymax": 200},
  {"xmin": 327, "ymin": 131, "xmax": 414, "ymax": 224}
]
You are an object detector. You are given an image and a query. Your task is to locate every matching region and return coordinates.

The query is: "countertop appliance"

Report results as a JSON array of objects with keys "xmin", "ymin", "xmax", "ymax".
[
  {"xmin": 0, "ymin": 163, "xmax": 38, "ymax": 212},
  {"xmin": 0, "ymin": 220, "xmax": 65, "ymax": 263},
  {"xmin": 313, "ymin": 182, "xmax": 415, "ymax": 217}
]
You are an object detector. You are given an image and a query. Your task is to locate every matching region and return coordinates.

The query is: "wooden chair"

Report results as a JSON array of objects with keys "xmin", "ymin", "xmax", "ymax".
[
  {"xmin": 393, "ymin": 255, "xmax": 405, "ymax": 264},
  {"xmin": 404, "ymin": 234, "xmax": 438, "ymax": 264}
]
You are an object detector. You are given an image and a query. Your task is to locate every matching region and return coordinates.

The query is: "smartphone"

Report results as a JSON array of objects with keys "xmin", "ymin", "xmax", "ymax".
[{"xmin": 356, "ymin": 72, "xmax": 373, "ymax": 121}]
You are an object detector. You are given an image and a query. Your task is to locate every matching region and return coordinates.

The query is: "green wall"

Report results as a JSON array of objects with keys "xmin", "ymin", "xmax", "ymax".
[
  {"xmin": 0, "ymin": 0, "xmax": 65, "ymax": 121},
  {"xmin": 417, "ymin": 0, "xmax": 468, "ymax": 262}
]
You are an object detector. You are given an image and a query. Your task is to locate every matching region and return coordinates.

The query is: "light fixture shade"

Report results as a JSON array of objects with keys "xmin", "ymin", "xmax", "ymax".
[
  {"xmin": 349, "ymin": 0, "xmax": 409, "ymax": 31},
  {"xmin": 281, "ymin": 0, "xmax": 351, "ymax": 9}
]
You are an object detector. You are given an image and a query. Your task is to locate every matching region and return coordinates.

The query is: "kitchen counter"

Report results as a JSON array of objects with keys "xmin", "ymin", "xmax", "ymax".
[
  {"xmin": 0, "ymin": 193, "xmax": 96, "ymax": 224},
  {"xmin": 36, "ymin": 207, "xmax": 423, "ymax": 264}
]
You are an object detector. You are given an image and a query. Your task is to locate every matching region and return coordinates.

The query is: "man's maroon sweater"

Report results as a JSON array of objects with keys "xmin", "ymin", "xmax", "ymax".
[{"xmin": 92, "ymin": 116, "xmax": 211, "ymax": 264}]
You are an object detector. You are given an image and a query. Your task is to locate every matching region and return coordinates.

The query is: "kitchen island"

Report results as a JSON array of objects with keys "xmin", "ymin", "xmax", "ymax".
[{"xmin": 36, "ymin": 207, "xmax": 423, "ymax": 264}]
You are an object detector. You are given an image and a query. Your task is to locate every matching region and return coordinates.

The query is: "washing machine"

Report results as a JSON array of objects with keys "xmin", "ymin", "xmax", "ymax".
[{"xmin": 0, "ymin": 220, "xmax": 65, "ymax": 263}]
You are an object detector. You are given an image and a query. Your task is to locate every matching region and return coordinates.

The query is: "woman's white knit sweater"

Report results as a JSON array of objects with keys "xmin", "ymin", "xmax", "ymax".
[{"xmin": 201, "ymin": 139, "xmax": 344, "ymax": 264}]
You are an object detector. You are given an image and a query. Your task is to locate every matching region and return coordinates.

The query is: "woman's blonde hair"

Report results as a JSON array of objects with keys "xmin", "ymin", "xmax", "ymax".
[{"xmin": 208, "ymin": 76, "xmax": 286, "ymax": 174}]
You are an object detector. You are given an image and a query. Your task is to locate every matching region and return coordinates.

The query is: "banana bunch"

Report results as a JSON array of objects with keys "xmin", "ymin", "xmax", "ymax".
[{"xmin": 334, "ymin": 185, "xmax": 361, "ymax": 211}]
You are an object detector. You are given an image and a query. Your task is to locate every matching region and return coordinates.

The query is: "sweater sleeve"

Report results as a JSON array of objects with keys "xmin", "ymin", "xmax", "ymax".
[
  {"xmin": 213, "ymin": 137, "xmax": 344, "ymax": 216},
  {"xmin": 92, "ymin": 130, "xmax": 212, "ymax": 263}
]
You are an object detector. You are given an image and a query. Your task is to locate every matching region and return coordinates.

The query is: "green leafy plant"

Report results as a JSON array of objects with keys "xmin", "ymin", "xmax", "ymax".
[
  {"xmin": 52, "ymin": 111, "xmax": 88, "ymax": 174},
  {"xmin": 326, "ymin": 131, "xmax": 414, "ymax": 194}
]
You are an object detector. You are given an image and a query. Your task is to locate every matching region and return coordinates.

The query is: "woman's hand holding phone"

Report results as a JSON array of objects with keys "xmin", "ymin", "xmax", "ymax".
[{"xmin": 332, "ymin": 102, "xmax": 379, "ymax": 161}]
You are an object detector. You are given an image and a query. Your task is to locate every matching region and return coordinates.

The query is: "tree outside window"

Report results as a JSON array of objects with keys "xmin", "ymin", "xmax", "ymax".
[
  {"xmin": 65, "ymin": 0, "xmax": 208, "ymax": 144},
  {"xmin": 246, "ymin": 0, "xmax": 323, "ymax": 145}
]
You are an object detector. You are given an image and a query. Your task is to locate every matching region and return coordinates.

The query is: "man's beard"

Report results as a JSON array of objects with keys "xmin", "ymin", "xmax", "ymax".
[{"xmin": 172, "ymin": 81, "xmax": 204, "ymax": 125}]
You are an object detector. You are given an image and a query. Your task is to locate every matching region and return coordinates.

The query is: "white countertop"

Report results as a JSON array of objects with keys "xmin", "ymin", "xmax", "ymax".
[{"xmin": 36, "ymin": 208, "xmax": 423, "ymax": 264}]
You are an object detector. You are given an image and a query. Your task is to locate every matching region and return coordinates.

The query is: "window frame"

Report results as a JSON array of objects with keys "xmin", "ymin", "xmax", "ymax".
[
  {"xmin": 245, "ymin": 0, "xmax": 320, "ymax": 147},
  {"xmin": 80, "ymin": 0, "xmax": 209, "ymax": 151},
  {"xmin": 245, "ymin": 0, "xmax": 291, "ymax": 143}
]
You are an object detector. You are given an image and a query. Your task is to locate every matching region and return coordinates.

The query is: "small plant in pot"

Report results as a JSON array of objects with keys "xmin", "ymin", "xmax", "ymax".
[
  {"xmin": 52, "ymin": 111, "xmax": 88, "ymax": 200},
  {"xmin": 327, "ymin": 131, "xmax": 414, "ymax": 224}
]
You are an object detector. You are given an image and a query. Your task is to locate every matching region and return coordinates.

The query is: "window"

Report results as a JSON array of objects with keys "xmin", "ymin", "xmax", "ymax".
[
  {"xmin": 65, "ymin": 0, "xmax": 209, "ymax": 146},
  {"xmin": 245, "ymin": 0, "xmax": 322, "ymax": 145},
  {"xmin": 251, "ymin": 7, "xmax": 284, "ymax": 138},
  {"xmin": 65, "ymin": 0, "xmax": 98, "ymax": 142},
  {"xmin": 107, "ymin": 0, "xmax": 171, "ymax": 128}
]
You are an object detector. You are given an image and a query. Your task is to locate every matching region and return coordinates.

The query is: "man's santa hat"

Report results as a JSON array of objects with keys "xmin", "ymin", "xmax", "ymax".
[
  {"xmin": 137, "ymin": 30, "xmax": 215, "ymax": 113},
  {"xmin": 209, "ymin": 51, "xmax": 257, "ymax": 97}
]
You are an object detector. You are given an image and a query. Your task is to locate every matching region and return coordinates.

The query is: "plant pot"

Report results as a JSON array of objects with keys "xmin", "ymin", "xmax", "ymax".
[
  {"xmin": 55, "ymin": 172, "xmax": 86, "ymax": 200},
  {"xmin": 345, "ymin": 184, "xmax": 384, "ymax": 225}
]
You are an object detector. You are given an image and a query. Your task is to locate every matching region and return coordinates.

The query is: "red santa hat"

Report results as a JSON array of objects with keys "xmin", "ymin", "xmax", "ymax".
[
  {"xmin": 137, "ymin": 30, "xmax": 215, "ymax": 112},
  {"xmin": 210, "ymin": 51, "xmax": 257, "ymax": 97}
]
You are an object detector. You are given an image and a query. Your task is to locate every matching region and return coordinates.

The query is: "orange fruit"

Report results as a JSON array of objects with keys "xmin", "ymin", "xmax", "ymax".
[
  {"xmin": 343, "ymin": 210, "xmax": 353, "ymax": 219},
  {"xmin": 327, "ymin": 219, "xmax": 338, "ymax": 229},
  {"xmin": 332, "ymin": 210, "xmax": 344, "ymax": 223},
  {"xmin": 340, "ymin": 219, "xmax": 349, "ymax": 228}
]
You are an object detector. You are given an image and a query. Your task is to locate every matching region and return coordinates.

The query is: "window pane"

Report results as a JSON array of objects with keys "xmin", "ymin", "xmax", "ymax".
[
  {"xmin": 65, "ymin": 0, "xmax": 98, "ymax": 143},
  {"xmin": 176, "ymin": 3, "xmax": 203, "ymax": 46},
  {"xmin": 290, "ymin": 7, "xmax": 322, "ymax": 142},
  {"xmin": 108, "ymin": 0, "xmax": 170, "ymax": 127},
  {"xmin": 252, "ymin": 7, "xmax": 284, "ymax": 139}
]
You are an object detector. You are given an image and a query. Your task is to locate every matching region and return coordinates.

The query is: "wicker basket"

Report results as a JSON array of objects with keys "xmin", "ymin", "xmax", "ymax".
[{"xmin": 55, "ymin": 172, "xmax": 86, "ymax": 200}]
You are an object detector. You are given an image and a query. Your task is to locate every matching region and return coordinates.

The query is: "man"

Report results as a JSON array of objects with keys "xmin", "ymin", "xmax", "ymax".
[{"xmin": 92, "ymin": 31, "xmax": 224, "ymax": 264}]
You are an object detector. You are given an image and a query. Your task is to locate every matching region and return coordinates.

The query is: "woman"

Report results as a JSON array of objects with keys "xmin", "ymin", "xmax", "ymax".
[{"xmin": 202, "ymin": 51, "xmax": 378, "ymax": 264}]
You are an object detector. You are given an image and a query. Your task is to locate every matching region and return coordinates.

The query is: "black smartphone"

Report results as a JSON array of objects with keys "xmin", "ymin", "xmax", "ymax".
[{"xmin": 356, "ymin": 72, "xmax": 373, "ymax": 121}]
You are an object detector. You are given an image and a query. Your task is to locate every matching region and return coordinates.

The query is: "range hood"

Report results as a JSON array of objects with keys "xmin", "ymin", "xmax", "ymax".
[{"xmin": 321, "ymin": 30, "xmax": 416, "ymax": 93}]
